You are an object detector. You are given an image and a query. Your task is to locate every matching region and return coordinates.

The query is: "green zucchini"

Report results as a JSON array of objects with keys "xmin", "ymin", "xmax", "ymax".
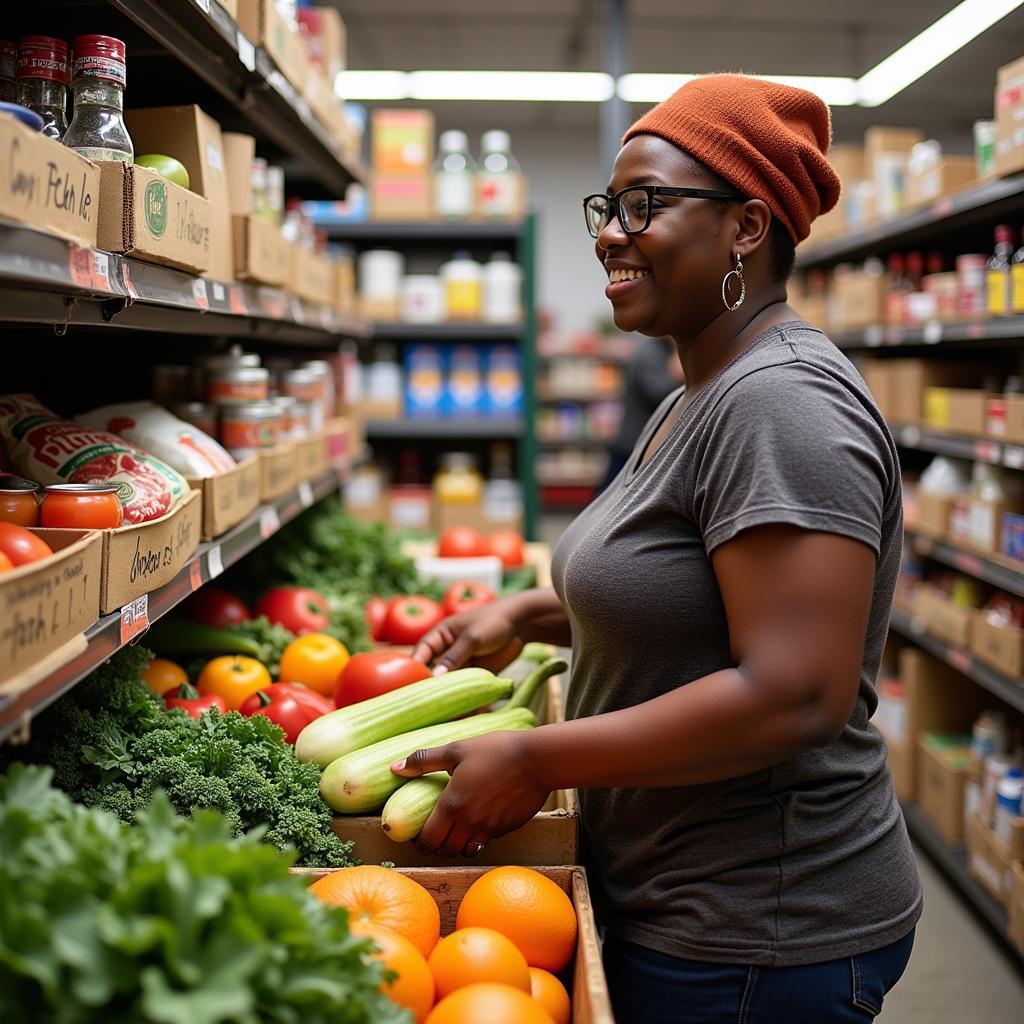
[
  {"xmin": 320, "ymin": 706, "xmax": 536, "ymax": 813},
  {"xmin": 146, "ymin": 618, "xmax": 264, "ymax": 659},
  {"xmin": 506, "ymin": 656, "xmax": 568, "ymax": 711},
  {"xmin": 381, "ymin": 773, "xmax": 450, "ymax": 842},
  {"xmin": 295, "ymin": 667, "xmax": 514, "ymax": 768}
]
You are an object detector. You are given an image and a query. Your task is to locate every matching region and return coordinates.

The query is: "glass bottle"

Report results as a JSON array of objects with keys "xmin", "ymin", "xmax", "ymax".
[
  {"xmin": 884, "ymin": 253, "xmax": 908, "ymax": 325},
  {"xmin": 1011, "ymin": 228, "xmax": 1024, "ymax": 315},
  {"xmin": 0, "ymin": 41, "xmax": 18, "ymax": 103},
  {"xmin": 63, "ymin": 35, "xmax": 133, "ymax": 163},
  {"xmin": 986, "ymin": 224, "xmax": 1014, "ymax": 318},
  {"xmin": 433, "ymin": 129, "xmax": 476, "ymax": 219},
  {"xmin": 16, "ymin": 36, "xmax": 69, "ymax": 140},
  {"xmin": 905, "ymin": 251, "xmax": 924, "ymax": 292},
  {"xmin": 477, "ymin": 129, "xmax": 523, "ymax": 220}
]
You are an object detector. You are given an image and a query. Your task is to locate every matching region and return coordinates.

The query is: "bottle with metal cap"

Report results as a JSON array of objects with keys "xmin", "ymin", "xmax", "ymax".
[
  {"xmin": 62, "ymin": 35, "xmax": 133, "ymax": 162},
  {"xmin": 477, "ymin": 129, "xmax": 523, "ymax": 220},
  {"xmin": 16, "ymin": 36, "xmax": 69, "ymax": 140},
  {"xmin": 433, "ymin": 129, "xmax": 476, "ymax": 219}
]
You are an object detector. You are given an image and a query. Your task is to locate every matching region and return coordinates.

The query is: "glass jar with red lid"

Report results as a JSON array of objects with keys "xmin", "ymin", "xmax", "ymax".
[
  {"xmin": 41, "ymin": 483, "xmax": 124, "ymax": 529},
  {"xmin": 62, "ymin": 35, "xmax": 133, "ymax": 163},
  {"xmin": 0, "ymin": 477, "xmax": 41, "ymax": 527},
  {"xmin": 16, "ymin": 36, "xmax": 69, "ymax": 140}
]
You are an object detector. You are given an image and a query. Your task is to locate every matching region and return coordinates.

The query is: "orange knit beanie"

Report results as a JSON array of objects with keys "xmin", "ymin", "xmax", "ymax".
[{"xmin": 623, "ymin": 74, "xmax": 841, "ymax": 243}]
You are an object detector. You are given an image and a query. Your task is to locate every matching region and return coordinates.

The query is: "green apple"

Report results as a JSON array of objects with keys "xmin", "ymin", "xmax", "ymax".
[{"xmin": 135, "ymin": 153, "xmax": 190, "ymax": 190}]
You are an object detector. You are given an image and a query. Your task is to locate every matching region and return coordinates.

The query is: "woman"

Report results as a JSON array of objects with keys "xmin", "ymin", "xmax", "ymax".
[{"xmin": 397, "ymin": 74, "xmax": 921, "ymax": 1022}]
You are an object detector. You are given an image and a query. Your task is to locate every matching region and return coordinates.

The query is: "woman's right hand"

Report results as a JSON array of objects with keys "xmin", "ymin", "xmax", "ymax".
[{"xmin": 412, "ymin": 598, "xmax": 525, "ymax": 675}]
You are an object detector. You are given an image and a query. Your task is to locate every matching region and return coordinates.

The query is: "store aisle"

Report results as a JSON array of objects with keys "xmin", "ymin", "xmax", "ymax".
[{"xmin": 880, "ymin": 848, "xmax": 1024, "ymax": 1023}]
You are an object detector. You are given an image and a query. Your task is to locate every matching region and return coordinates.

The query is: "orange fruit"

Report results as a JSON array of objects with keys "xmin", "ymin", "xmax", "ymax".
[
  {"xmin": 308, "ymin": 866, "xmax": 441, "ymax": 956},
  {"xmin": 456, "ymin": 867, "xmax": 577, "ymax": 972},
  {"xmin": 142, "ymin": 658, "xmax": 189, "ymax": 695},
  {"xmin": 351, "ymin": 922, "xmax": 434, "ymax": 1023},
  {"xmin": 426, "ymin": 983, "xmax": 555, "ymax": 1024},
  {"xmin": 529, "ymin": 968, "xmax": 571, "ymax": 1024},
  {"xmin": 428, "ymin": 927, "xmax": 531, "ymax": 1000}
]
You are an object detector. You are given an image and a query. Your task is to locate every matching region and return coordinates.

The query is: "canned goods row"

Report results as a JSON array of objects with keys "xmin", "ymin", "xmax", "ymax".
[
  {"xmin": 0, "ymin": 477, "xmax": 123, "ymax": 529},
  {"xmin": 173, "ymin": 398, "xmax": 319, "ymax": 461}
]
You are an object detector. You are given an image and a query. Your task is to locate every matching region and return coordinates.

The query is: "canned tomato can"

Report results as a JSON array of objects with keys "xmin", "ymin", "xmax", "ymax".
[
  {"xmin": 172, "ymin": 401, "xmax": 218, "ymax": 437},
  {"xmin": 270, "ymin": 396, "xmax": 299, "ymax": 441},
  {"xmin": 40, "ymin": 482, "xmax": 123, "ymax": 529},
  {"xmin": 291, "ymin": 400, "xmax": 315, "ymax": 439},
  {"xmin": 208, "ymin": 366, "xmax": 270, "ymax": 405},
  {"xmin": 219, "ymin": 401, "xmax": 280, "ymax": 459},
  {"xmin": 0, "ymin": 476, "xmax": 41, "ymax": 527},
  {"xmin": 280, "ymin": 369, "xmax": 325, "ymax": 430},
  {"xmin": 303, "ymin": 359, "xmax": 336, "ymax": 419}
]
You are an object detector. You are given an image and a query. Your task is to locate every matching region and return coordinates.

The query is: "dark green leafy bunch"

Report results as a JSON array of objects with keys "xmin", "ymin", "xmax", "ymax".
[
  {"xmin": 7, "ymin": 647, "xmax": 356, "ymax": 868},
  {"xmin": 0, "ymin": 764, "xmax": 410, "ymax": 1024}
]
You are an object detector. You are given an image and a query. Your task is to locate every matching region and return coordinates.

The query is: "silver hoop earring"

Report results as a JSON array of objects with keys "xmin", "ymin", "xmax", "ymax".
[{"xmin": 721, "ymin": 253, "xmax": 745, "ymax": 311}]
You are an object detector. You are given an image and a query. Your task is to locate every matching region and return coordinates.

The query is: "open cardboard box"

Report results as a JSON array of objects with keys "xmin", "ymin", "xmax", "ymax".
[
  {"xmin": 970, "ymin": 611, "xmax": 1024, "ymax": 679},
  {"xmin": 967, "ymin": 815, "xmax": 1024, "ymax": 908},
  {"xmin": 917, "ymin": 733, "xmax": 973, "ymax": 845},
  {"xmin": 96, "ymin": 161, "xmax": 211, "ymax": 274},
  {"xmin": 0, "ymin": 116, "xmax": 100, "ymax": 248},
  {"xmin": 188, "ymin": 457, "xmax": 261, "ymax": 541},
  {"xmin": 260, "ymin": 443, "xmax": 299, "ymax": 501},
  {"xmin": 0, "ymin": 529, "xmax": 102, "ymax": 686},
  {"xmin": 330, "ymin": 678, "xmax": 578, "ymax": 868},
  {"xmin": 295, "ymin": 432, "xmax": 329, "ymax": 481},
  {"xmin": 293, "ymin": 865, "xmax": 613, "ymax": 1024},
  {"xmin": 97, "ymin": 489, "xmax": 202, "ymax": 613},
  {"xmin": 913, "ymin": 587, "xmax": 974, "ymax": 648},
  {"xmin": 232, "ymin": 214, "xmax": 289, "ymax": 286}
]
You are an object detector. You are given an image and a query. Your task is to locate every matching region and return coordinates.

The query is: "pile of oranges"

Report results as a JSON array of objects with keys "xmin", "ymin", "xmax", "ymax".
[{"xmin": 309, "ymin": 864, "xmax": 578, "ymax": 1024}]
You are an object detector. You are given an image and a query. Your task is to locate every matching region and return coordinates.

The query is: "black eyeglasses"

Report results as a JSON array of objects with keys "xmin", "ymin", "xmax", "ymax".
[{"xmin": 583, "ymin": 185, "xmax": 741, "ymax": 238}]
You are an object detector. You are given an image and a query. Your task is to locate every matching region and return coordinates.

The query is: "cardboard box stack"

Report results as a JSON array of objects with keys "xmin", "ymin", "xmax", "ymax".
[{"xmin": 370, "ymin": 109, "xmax": 435, "ymax": 220}]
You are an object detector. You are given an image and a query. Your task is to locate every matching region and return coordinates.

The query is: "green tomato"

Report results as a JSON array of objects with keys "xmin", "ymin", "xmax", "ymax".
[{"xmin": 135, "ymin": 153, "xmax": 190, "ymax": 190}]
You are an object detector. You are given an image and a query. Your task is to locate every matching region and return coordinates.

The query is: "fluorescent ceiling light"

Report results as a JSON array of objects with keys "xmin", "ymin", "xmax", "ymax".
[
  {"xmin": 335, "ymin": 70, "xmax": 407, "ymax": 100},
  {"xmin": 858, "ymin": 0, "xmax": 1024, "ymax": 106},
  {"xmin": 618, "ymin": 72, "xmax": 857, "ymax": 106}
]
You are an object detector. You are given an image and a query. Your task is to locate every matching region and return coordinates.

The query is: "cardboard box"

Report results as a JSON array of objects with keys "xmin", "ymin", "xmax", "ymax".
[
  {"xmin": 913, "ymin": 491, "xmax": 955, "ymax": 539},
  {"xmin": 218, "ymin": 0, "xmax": 238, "ymax": 16},
  {"xmin": 100, "ymin": 490, "xmax": 201, "ymax": 613},
  {"xmin": 123, "ymin": 106, "xmax": 234, "ymax": 282},
  {"xmin": 303, "ymin": 67, "xmax": 340, "ymax": 135},
  {"xmin": 332, "ymin": 679, "xmax": 578, "ymax": 867},
  {"xmin": 236, "ymin": 0, "xmax": 310, "ymax": 93},
  {"xmin": 0, "ymin": 117, "xmax": 100, "ymax": 247},
  {"xmin": 295, "ymin": 432, "xmax": 329, "ymax": 481},
  {"xmin": 96, "ymin": 162, "xmax": 211, "ymax": 273},
  {"xmin": 882, "ymin": 731, "xmax": 914, "ymax": 803},
  {"xmin": 0, "ymin": 530, "xmax": 102, "ymax": 684},
  {"xmin": 914, "ymin": 587, "xmax": 974, "ymax": 647},
  {"xmin": 891, "ymin": 360, "xmax": 993, "ymax": 427},
  {"xmin": 996, "ymin": 54, "xmax": 1024, "ymax": 178},
  {"xmin": 861, "ymin": 360, "xmax": 898, "ymax": 421},
  {"xmin": 233, "ymin": 215, "xmax": 289, "ymax": 286},
  {"xmin": 188, "ymin": 457, "xmax": 261, "ymax": 541},
  {"xmin": 295, "ymin": 865, "xmax": 613, "ymax": 1024},
  {"xmin": 370, "ymin": 173, "xmax": 433, "ymax": 220},
  {"xmin": 994, "ymin": 394, "xmax": 1024, "ymax": 445},
  {"xmin": 832, "ymin": 268, "xmax": 886, "ymax": 330},
  {"xmin": 301, "ymin": 5, "xmax": 346, "ymax": 78},
  {"xmin": 967, "ymin": 815, "xmax": 1024, "ymax": 907},
  {"xmin": 358, "ymin": 294, "xmax": 401, "ymax": 321},
  {"xmin": 260, "ymin": 443, "xmax": 299, "ymax": 501},
  {"xmin": 1010, "ymin": 860, "xmax": 1024, "ymax": 956},
  {"xmin": 371, "ymin": 109, "xmax": 434, "ymax": 176},
  {"xmin": 333, "ymin": 253, "xmax": 355, "ymax": 315},
  {"xmin": 222, "ymin": 132, "xmax": 256, "ymax": 216},
  {"xmin": 288, "ymin": 246, "xmax": 333, "ymax": 304},
  {"xmin": 905, "ymin": 155, "xmax": 977, "ymax": 208},
  {"xmin": 970, "ymin": 611, "xmax": 1024, "ymax": 678},
  {"xmin": 924, "ymin": 387, "xmax": 993, "ymax": 437},
  {"xmin": 918, "ymin": 734, "xmax": 973, "ymax": 844},
  {"xmin": 971, "ymin": 498, "xmax": 1023, "ymax": 553}
]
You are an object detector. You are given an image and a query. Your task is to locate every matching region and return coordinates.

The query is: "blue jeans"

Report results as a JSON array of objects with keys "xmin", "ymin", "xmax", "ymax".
[{"xmin": 602, "ymin": 928, "xmax": 915, "ymax": 1023}]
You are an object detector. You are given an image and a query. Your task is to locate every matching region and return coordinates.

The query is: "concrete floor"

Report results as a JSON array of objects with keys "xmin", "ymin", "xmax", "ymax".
[{"xmin": 879, "ymin": 846, "xmax": 1024, "ymax": 1023}]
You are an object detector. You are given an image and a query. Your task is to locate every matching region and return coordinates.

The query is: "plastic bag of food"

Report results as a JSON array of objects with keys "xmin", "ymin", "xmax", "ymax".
[
  {"xmin": 0, "ymin": 394, "xmax": 188, "ymax": 524},
  {"xmin": 78, "ymin": 401, "xmax": 236, "ymax": 479}
]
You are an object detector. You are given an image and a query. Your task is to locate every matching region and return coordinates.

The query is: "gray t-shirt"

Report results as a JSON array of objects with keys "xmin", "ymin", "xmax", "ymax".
[{"xmin": 552, "ymin": 321, "xmax": 922, "ymax": 967}]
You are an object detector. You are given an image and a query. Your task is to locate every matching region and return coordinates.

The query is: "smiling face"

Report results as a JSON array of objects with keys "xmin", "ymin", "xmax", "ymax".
[{"xmin": 595, "ymin": 135, "xmax": 741, "ymax": 339}]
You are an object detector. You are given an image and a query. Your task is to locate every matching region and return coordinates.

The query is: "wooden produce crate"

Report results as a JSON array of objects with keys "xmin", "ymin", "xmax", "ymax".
[
  {"xmin": 330, "ymin": 677, "xmax": 578, "ymax": 867},
  {"xmin": 295, "ymin": 865, "xmax": 613, "ymax": 1024}
]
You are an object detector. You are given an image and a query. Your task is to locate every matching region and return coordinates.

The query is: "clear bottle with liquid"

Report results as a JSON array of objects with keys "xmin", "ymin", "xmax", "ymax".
[
  {"xmin": 62, "ymin": 35, "xmax": 133, "ymax": 163},
  {"xmin": 16, "ymin": 36, "xmax": 69, "ymax": 140},
  {"xmin": 433, "ymin": 129, "xmax": 476, "ymax": 219},
  {"xmin": 484, "ymin": 441, "xmax": 523, "ymax": 527},
  {"xmin": 477, "ymin": 129, "xmax": 523, "ymax": 220}
]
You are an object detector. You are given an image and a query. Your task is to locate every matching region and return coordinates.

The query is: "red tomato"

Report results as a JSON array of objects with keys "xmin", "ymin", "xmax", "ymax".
[
  {"xmin": 442, "ymin": 580, "xmax": 496, "ymax": 617},
  {"xmin": 334, "ymin": 651, "xmax": 432, "ymax": 708},
  {"xmin": 255, "ymin": 586, "xmax": 330, "ymax": 634},
  {"xmin": 437, "ymin": 525, "xmax": 487, "ymax": 558},
  {"xmin": 487, "ymin": 529, "xmax": 526, "ymax": 568},
  {"xmin": 182, "ymin": 586, "xmax": 251, "ymax": 630},
  {"xmin": 164, "ymin": 684, "xmax": 227, "ymax": 718},
  {"xmin": 365, "ymin": 596, "xmax": 389, "ymax": 641},
  {"xmin": 0, "ymin": 522, "xmax": 53, "ymax": 567},
  {"xmin": 240, "ymin": 682, "xmax": 334, "ymax": 743},
  {"xmin": 382, "ymin": 595, "xmax": 445, "ymax": 646}
]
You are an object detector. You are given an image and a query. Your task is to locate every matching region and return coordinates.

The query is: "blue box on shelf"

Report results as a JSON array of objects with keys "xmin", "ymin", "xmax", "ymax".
[
  {"xmin": 404, "ymin": 344, "xmax": 448, "ymax": 419},
  {"xmin": 1003, "ymin": 512, "xmax": 1024, "ymax": 564},
  {"xmin": 446, "ymin": 344, "xmax": 487, "ymax": 418},
  {"xmin": 484, "ymin": 344, "xmax": 523, "ymax": 418}
]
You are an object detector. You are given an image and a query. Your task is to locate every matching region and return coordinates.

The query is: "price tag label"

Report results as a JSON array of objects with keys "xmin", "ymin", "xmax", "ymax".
[
  {"xmin": 212, "ymin": 281, "xmax": 226, "ymax": 303},
  {"xmin": 237, "ymin": 33, "xmax": 256, "ymax": 72},
  {"xmin": 975, "ymin": 441, "xmax": 1000, "ymax": 464},
  {"xmin": 229, "ymin": 286, "xmax": 248, "ymax": 315},
  {"xmin": 260, "ymin": 508, "xmax": 280, "ymax": 539},
  {"xmin": 121, "ymin": 261, "xmax": 139, "ymax": 299},
  {"xmin": 923, "ymin": 321, "xmax": 942, "ymax": 345},
  {"xmin": 298, "ymin": 480, "xmax": 314, "ymax": 508},
  {"xmin": 290, "ymin": 296, "xmax": 306, "ymax": 323},
  {"xmin": 864, "ymin": 324, "xmax": 883, "ymax": 348},
  {"xmin": 68, "ymin": 245, "xmax": 93, "ymax": 288},
  {"xmin": 207, "ymin": 545, "xmax": 225, "ymax": 579},
  {"xmin": 192, "ymin": 278, "xmax": 209, "ymax": 310},
  {"xmin": 195, "ymin": 0, "xmax": 211, "ymax": 12},
  {"xmin": 92, "ymin": 251, "xmax": 111, "ymax": 291},
  {"xmin": 189, "ymin": 560, "xmax": 203, "ymax": 592},
  {"xmin": 1003, "ymin": 444, "xmax": 1024, "ymax": 469},
  {"xmin": 120, "ymin": 595, "xmax": 150, "ymax": 644}
]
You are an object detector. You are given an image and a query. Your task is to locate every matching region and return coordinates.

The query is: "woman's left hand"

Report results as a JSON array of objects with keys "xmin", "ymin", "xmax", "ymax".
[{"xmin": 391, "ymin": 730, "xmax": 551, "ymax": 858}]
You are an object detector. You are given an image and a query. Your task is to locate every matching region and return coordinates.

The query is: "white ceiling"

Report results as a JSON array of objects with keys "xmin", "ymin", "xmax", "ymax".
[{"xmin": 331, "ymin": 0, "xmax": 1024, "ymax": 147}]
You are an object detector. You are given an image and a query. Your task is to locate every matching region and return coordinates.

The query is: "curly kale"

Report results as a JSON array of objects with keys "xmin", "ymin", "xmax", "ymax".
[{"xmin": 9, "ymin": 648, "xmax": 357, "ymax": 868}]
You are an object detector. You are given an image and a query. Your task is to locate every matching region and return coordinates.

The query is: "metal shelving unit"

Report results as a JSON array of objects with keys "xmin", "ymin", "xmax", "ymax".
[
  {"xmin": 0, "ymin": 469, "xmax": 343, "ymax": 745},
  {"xmin": 891, "ymin": 424, "xmax": 1024, "ymax": 470},
  {"xmin": 905, "ymin": 529, "xmax": 1024, "ymax": 599},
  {"xmin": 835, "ymin": 317, "xmax": 1024, "ymax": 352},
  {"xmin": 323, "ymin": 221, "xmax": 524, "ymax": 243},
  {"xmin": 364, "ymin": 418, "xmax": 524, "ymax": 439},
  {"xmin": 371, "ymin": 322, "xmax": 522, "ymax": 341}
]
